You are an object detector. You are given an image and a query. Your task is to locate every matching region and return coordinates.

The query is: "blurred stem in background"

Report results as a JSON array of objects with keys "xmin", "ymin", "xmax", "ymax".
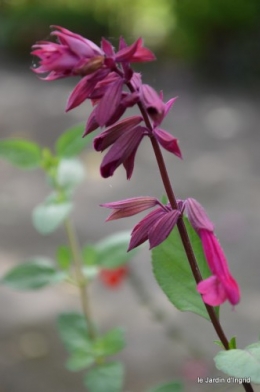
[{"xmin": 64, "ymin": 218, "xmax": 96, "ymax": 341}]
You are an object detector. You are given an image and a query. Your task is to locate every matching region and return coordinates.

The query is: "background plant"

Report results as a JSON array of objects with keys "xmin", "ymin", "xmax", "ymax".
[{"xmin": 0, "ymin": 125, "xmax": 185, "ymax": 392}]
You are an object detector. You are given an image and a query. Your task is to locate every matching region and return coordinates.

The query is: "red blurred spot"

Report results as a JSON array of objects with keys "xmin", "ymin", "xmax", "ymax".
[{"xmin": 99, "ymin": 266, "xmax": 128, "ymax": 288}]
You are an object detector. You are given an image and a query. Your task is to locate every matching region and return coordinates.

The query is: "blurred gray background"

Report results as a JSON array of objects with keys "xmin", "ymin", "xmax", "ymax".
[{"xmin": 1, "ymin": 0, "xmax": 260, "ymax": 391}]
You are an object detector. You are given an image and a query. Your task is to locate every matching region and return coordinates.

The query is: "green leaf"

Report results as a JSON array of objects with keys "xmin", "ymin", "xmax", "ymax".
[
  {"xmin": 57, "ymin": 312, "xmax": 90, "ymax": 353},
  {"xmin": 152, "ymin": 217, "xmax": 218, "ymax": 320},
  {"xmin": 55, "ymin": 123, "xmax": 92, "ymax": 158},
  {"xmin": 1, "ymin": 258, "xmax": 63, "ymax": 289},
  {"xmin": 229, "ymin": 336, "xmax": 237, "ymax": 349},
  {"xmin": 94, "ymin": 231, "xmax": 137, "ymax": 269},
  {"xmin": 33, "ymin": 201, "xmax": 73, "ymax": 234},
  {"xmin": 56, "ymin": 158, "xmax": 85, "ymax": 190},
  {"xmin": 0, "ymin": 139, "xmax": 41, "ymax": 169},
  {"xmin": 148, "ymin": 381, "xmax": 183, "ymax": 392},
  {"xmin": 160, "ymin": 194, "xmax": 168, "ymax": 205},
  {"xmin": 93, "ymin": 328, "xmax": 125, "ymax": 357},
  {"xmin": 66, "ymin": 346, "xmax": 95, "ymax": 371},
  {"xmin": 84, "ymin": 362, "xmax": 124, "ymax": 392},
  {"xmin": 214, "ymin": 342, "xmax": 260, "ymax": 383},
  {"xmin": 56, "ymin": 246, "xmax": 72, "ymax": 270}
]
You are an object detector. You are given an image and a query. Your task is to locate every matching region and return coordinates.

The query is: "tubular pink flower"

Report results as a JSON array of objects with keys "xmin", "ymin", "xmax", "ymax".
[
  {"xmin": 185, "ymin": 198, "xmax": 240, "ymax": 306},
  {"xmin": 100, "ymin": 196, "xmax": 159, "ymax": 221},
  {"xmin": 197, "ymin": 230, "xmax": 240, "ymax": 306}
]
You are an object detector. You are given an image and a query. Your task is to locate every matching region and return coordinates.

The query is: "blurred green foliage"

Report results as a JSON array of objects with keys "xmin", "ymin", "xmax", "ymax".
[{"xmin": 1, "ymin": 0, "xmax": 260, "ymax": 80}]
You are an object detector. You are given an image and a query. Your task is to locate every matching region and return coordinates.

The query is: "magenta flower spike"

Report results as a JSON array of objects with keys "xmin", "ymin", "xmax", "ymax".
[{"xmin": 185, "ymin": 198, "xmax": 240, "ymax": 306}]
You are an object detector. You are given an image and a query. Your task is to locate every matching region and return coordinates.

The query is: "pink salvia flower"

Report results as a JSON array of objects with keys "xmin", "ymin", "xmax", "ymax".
[
  {"xmin": 197, "ymin": 230, "xmax": 240, "ymax": 306},
  {"xmin": 185, "ymin": 198, "xmax": 240, "ymax": 306},
  {"xmin": 101, "ymin": 198, "xmax": 180, "ymax": 251},
  {"xmin": 31, "ymin": 26, "xmax": 104, "ymax": 80}
]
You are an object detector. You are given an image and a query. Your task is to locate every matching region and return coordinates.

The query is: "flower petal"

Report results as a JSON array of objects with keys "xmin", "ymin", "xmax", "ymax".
[
  {"xmin": 141, "ymin": 84, "xmax": 165, "ymax": 125},
  {"xmin": 128, "ymin": 208, "xmax": 166, "ymax": 251},
  {"xmin": 148, "ymin": 210, "xmax": 180, "ymax": 249},
  {"xmin": 83, "ymin": 108, "xmax": 99, "ymax": 137},
  {"xmin": 100, "ymin": 126, "xmax": 145, "ymax": 178},
  {"xmin": 123, "ymin": 143, "xmax": 139, "ymax": 180},
  {"xmin": 153, "ymin": 128, "xmax": 182, "ymax": 158},
  {"xmin": 66, "ymin": 69, "xmax": 110, "ymax": 112},
  {"xmin": 101, "ymin": 196, "xmax": 158, "ymax": 221},
  {"xmin": 93, "ymin": 116, "xmax": 143, "ymax": 152},
  {"xmin": 95, "ymin": 77, "xmax": 124, "ymax": 126},
  {"xmin": 197, "ymin": 276, "xmax": 227, "ymax": 306},
  {"xmin": 115, "ymin": 38, "xmax": 140, "ymax": 62},
  {"xmin": 164, "ymin": 97, "xmax": 178, "ymax": 117},
  {"xmin": 101, "ymin": 37, "xmax": 115, "ymax": 56},
  {"xmin": 185, "ymin": 198, "xmax": 215, "ymax": 232},
  {"xmin": 51, "ymin": 26, "xmax": 103, "ymax": 58},
  {"xmin": 199, "ymin": 230, "xmax": 240, "ymax": 306}
]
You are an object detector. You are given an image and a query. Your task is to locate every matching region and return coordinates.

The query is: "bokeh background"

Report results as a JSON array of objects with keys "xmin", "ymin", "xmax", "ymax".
[{"xmin": 1, "ymin": 0, "xmax": 260, "ymax": 391}]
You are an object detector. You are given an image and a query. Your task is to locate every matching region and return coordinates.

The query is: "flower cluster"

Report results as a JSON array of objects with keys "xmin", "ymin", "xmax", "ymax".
[
  {"xmin": 32, "ymin": 26, "xmax": 181, "ymax": 179},
  {"xmin": 101, "ymin": 196, "xmax": 240, "ymax": 307},
  {"xmin": 32, "ymin": 27, "xmax": 240, "ymax": 309}
]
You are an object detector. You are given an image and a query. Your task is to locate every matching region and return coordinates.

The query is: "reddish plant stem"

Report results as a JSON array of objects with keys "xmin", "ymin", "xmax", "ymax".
[
  {"xmin": 126, "ymin": 81, "xmax": 254, "ymax": 392},
  {"xmin": 150, "ymin": 135, "xmax": 229, "ymax": 349}
]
